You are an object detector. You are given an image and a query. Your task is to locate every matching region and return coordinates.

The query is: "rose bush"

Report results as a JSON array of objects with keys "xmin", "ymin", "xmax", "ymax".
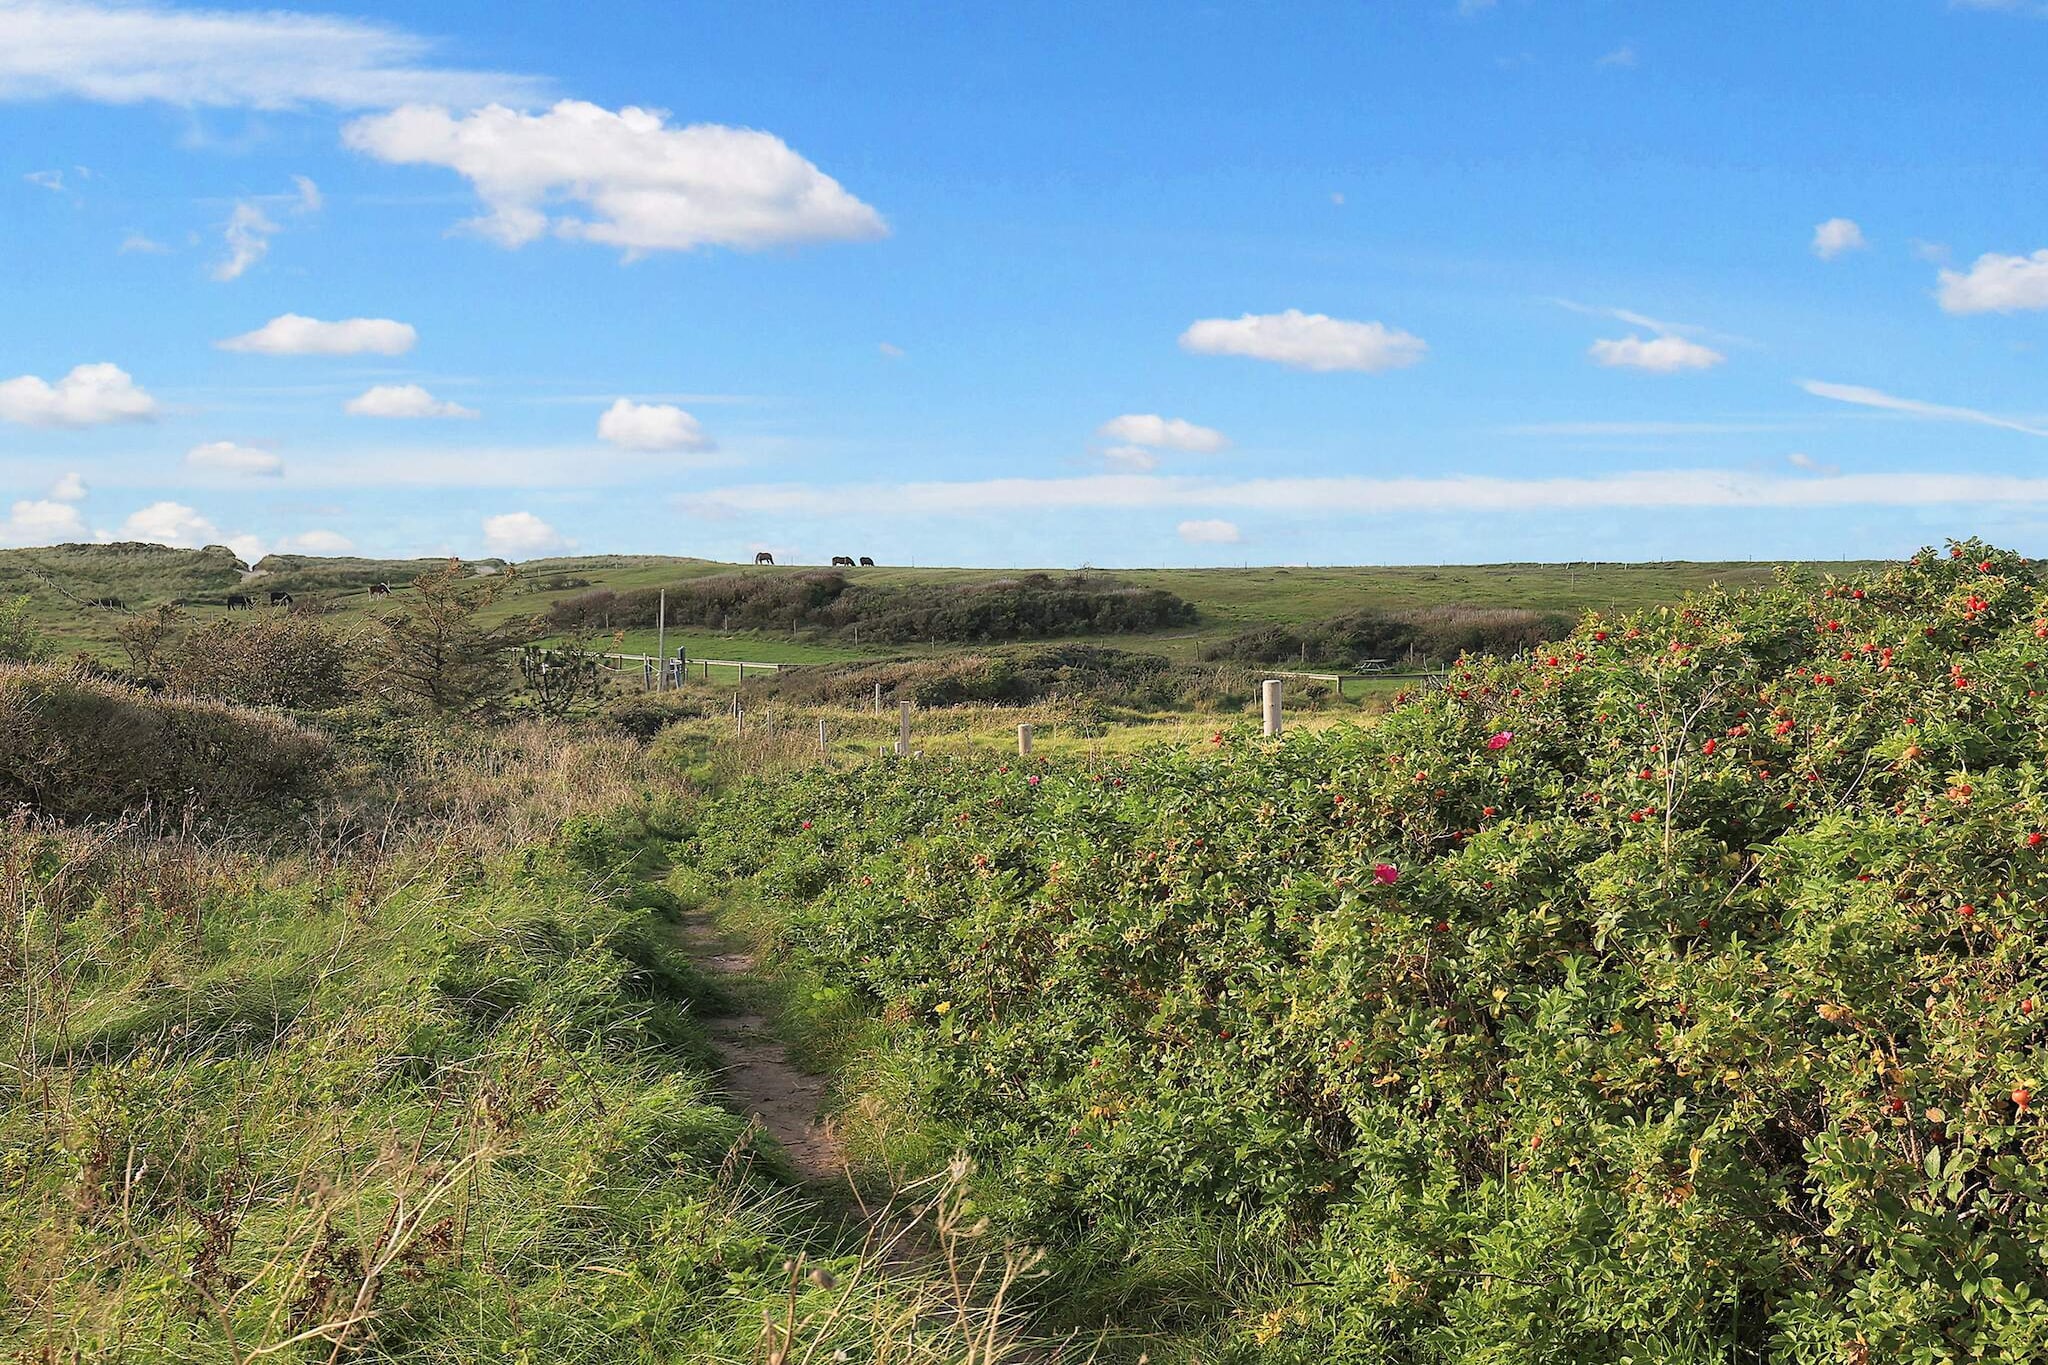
[{"xmin": 689, "ymin": 541, "xmax": 2048, "ymax": 1362}]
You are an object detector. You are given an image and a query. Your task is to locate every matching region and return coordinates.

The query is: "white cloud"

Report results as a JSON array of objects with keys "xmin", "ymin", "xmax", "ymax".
[
  {"xmin": 1937, "ymin": 249, "xmax": 2048, "ymax": 314},
  {"xmin": 345, "ymin": 383, "xmax": 477, "ymax": 418},
  {"xmin": 596, "ymin": 398, "xmax": 714, "ymax": 451},
  {"xmin": 1096, "ymin": 413, "xmax": 1231, "ymax": 453},
  {"xmin": 217, "ymin": 313, "xmax": 416, "ymax": 356},
  {"xmin": 285, "ymin": 528, "xmax": 353, "ymax": 553},
  {"xmin": 48, "ymin": 472, "xmax": 87, "ymax": 501},
  {"xmin": 1179, "ymin": 309, "xmax": 1427, "ymax": 373},
  {"xmin": 1785, "ymin": 451, "xmax": 1840, "ymax": 475},
  {"xmin": 118, "ymin": 230, "xmax": 168, "ymax": 254},
  {"xmin": 1596, "ymin": 44, "xmax": 1638, "ymax": 67},
  {"xmin": 878, "ymin": 342, "xmax": 905, "ymax": 359},
  {"xmin": 0, "ymin": 498, "xmax": 86, "ymax": 547},
  {"xmin": 1812, "ymin": 217, "xmax": 1866, "ymax": 260},
  {"xmin": 482, "ymin": 511, "xmax": 571, "ymax": 557},
  {"xmin": 0, "ymin": 0, "xmax": 546, "ymax": 110},
  {"xmin": 0, "ymin": 362, "xmax": 157, "ymax": 426},
  {"xmin": 212, "ymin": 175, "xmax": 323, "ymax": 282},
  {"xmin": 681, "ymin": 468, "xmax": 2048, "ymax": 521},
  {"xmin": 115, "ymin": 500, "xmax": 221, "ymax": 547},
  {"xmin": 1178, "ymin": 518, "xmax": 1241, "ymax": 544},
  {"xmin": 1588, "ymin": 334, "xmax": 1726, "ymax": 372},
  {"xmin": 213, "ymin": 201, "xmax": 278, "ymax": 281},
  {"xmin": 185, "ymin": 440, "xmax": 284, "ymax": 477},
  {"xmin": 25, "ymin": 169, "xmax": 65, "ymax": 191},
  {"xmin": 1102, "ymin": 445, "xmax": 1160, "ymax": 472},
  {"xmin": 1799, "ymin": 378, "xmax": 2048, "ymax": 437},
  {"xmin": 343, "ymin": 100, "xmax": 888, "ymax": 256}
]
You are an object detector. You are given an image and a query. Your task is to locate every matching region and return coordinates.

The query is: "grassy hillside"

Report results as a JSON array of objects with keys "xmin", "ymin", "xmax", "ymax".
[{"xmin": 6, "ymin": 541, "xmax": 1878, "ymax": 664}]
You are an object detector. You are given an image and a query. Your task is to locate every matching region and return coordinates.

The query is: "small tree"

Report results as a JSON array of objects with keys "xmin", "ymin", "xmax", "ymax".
[
  {"xmin": 365, "ymin": 561, "xmax": 530, "ymax": 714},
  {"xmin": 114, "ymin": 602, "xmax": 184, "ymax": 676},
  {"xmin": 519, "ymin": 635, "xmax": 603, "ymax": 717},
  {"xmin": 0, "ymin": 595, "xmax": 51, "ymax": 665}
]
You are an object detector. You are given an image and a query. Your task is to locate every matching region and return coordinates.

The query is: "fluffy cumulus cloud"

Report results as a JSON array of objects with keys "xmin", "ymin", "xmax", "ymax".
[
  {"xmin": 345, "ymin": 383, "xmax": 477, "ymax": 418},
  {"xmin": 343, "ymin": 100, "xmax": 888, "ymax": 255},
  {"xmin": 482, "ymin": 511, "xmax": 571, "ymax": 557},
  {"xmin": 1178, "ymin": 310, "xmax": 1427, "ymax": 373},
  {"xmin": 115, "ymin": 500, "xmax": 222, "ymax": 547},
  {"xmin": 1812, "ymin": 217, "xmax": 1867, "ymax": 260},
  {"xmin": 185, "ymin": 440, "xmax": 283, "ymax": 477},
  {"xmin": 596, "ymin": 398, "xmax": 714, "ymax": 451},
  {"xmin": 217, "ymin": 313, "xmax": 416, "ymax": 356},
  {"xmin": 48, "ymin": 472, "xmax": 87, "ymax": 501},
  {"xmin": 0, "ymin": 0, "xmax": 546, "ymax": 110},
  {"xmin": 0, "ymin": 362, "xmax": 156, "ymax": 426},
  {"xmin": 1588, "ymin": 334, "xmax": 1725, "ymax": 372},
  {"xmin": 1096, "ymin": 413, "xmax": 1230, "ymax": 453},
  {"xmin": 1177, "ymin": 518, "xmax": 1242, "ymax": 544},
  {"xmin": 0, "ymin": 498, "xmax": 86, "ymax": 547},
  {"xmin": 1937, "ymin": 250, "xmax": 2048, "ymax": 314}
]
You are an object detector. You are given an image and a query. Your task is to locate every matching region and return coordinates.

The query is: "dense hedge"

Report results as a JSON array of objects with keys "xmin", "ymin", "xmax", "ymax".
[
  {"xmin": 547, "ymin": 571, "xmax": 1196, "ymax": 643},
  {"xmin": 690, "ymin": 541, "xmax": 2048, "ymax": 1362},
  {"xmin": 0, "ymin": 664, "xmax": 329, "ymax": 819},
  {"xmin": 1203, "ymin": 604, "xmax": 1568, "ymax": 670},
  {"xmin": 747, "ymin": 644, "xmax": 1261, "ymax": 711}
]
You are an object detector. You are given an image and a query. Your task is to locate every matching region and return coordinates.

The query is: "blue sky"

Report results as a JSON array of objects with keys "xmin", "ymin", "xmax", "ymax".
[{"xmin": 4, "ymin": 0, "xmax": 2048, "ymax": 567}]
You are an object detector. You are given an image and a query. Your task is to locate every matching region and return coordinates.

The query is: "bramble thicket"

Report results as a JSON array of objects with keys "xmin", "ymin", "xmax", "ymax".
[{"xmin": 691, "ymin": 541, "xmax": 2048, "ymax": 1361}]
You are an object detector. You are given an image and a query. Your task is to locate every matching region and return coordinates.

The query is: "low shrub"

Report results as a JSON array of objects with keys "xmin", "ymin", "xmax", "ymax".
[
  {"xmin": 753, "ymin": 644, "xmax": 1262, "ymax": 712},
  {"xmin": 165, "ymin": 613, "xmax": 355, "ymax": 709},
  {"xmin": 1204, "ymin": 603, "xmax": 1567, "ymax": 670},
  {"xmin": 693, "ymin": 541, "xmax": 2048, "ymax": 1362},
  {"xmin": 0, "ymin": 663, "xmax": 330, "ymax": 820}
]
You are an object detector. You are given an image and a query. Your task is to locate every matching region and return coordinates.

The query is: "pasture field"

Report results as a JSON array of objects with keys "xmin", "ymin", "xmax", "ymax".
[{"xmin": 2, "ymin": 540, "xmax": 1873, "ymax": 663}]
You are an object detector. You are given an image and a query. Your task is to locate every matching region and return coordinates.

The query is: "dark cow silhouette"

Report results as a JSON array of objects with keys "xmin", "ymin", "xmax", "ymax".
[
  {"xmin": 369, "ymin": 582, "xmax": 392, "ymax": 596},
  {"xmin": 268, "ymin": 590, "xmax": 293, "ymax": 608},
  {"xmin": 87, "ymin": 596, "xmax": 124, "ymax": 609},
  {"xmin": 858, "ymin": 556, "xmax": 875, "ymax": 567},
  {"xmin": 225, "ymin": 594, "xmax": 252, "ymax": 610},
  {"xmin": 831, "ymin": 555, "xmax": 856, "ymax": 567},
  {"xmin": 754, "ymin": 552, "xmax": 774, "ymax": 565}
]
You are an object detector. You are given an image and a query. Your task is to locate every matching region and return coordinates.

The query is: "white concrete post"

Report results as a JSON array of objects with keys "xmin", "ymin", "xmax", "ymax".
[
  {"xmin": 819, "ymin": 717, "xmax": 829, "ymax": 754},
  {"xmin": 1262, "ymin": 678, "xmax": 1283, "ymax": 737},
  {"xmin": 873, "ymin": 683, "xmax": 882, "ymax": 714},
  {"xmin": 1017, "ymin": 723, "xmax": 1033, "ymax": 756},
  {"xmin": 897, "ymin": 701, "xmax": 911, "ymax": 756}
]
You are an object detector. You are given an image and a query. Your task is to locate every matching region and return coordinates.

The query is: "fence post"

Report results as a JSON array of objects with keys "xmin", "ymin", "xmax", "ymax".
[
  {"xmin": 656, "ymin": 589, "xmax": 667, "ymax": 691},
  {"xmin": 819, "ymin": 718, "xmax": 829, "ymax": 754},
  {"xmin": 1017, "ymin": 723, "xmax": 1033, "ymax": 757},
  {"xmin": 897, "ymin": 701, "xmax": 911, "ymax": 756},
  {"xmin": 641, "ymin": 659, "xmax": 652, "ymax": 691},
  {"xmin": 1262, "ymin": 677, "xmax": 1283, "ymax": 737},
  {"xmin": 873, "ymin": 683, "xmax": 882, "ymax": 715}
]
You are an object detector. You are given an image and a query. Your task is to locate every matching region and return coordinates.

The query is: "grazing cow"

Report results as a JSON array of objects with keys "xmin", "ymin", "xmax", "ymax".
[
  {"xmin": 858, "ymin": 556, "xmax": 875, "ymax": 567},
  {"xmin": 86, "ymin": 596, "xmax": 124, "ymax": 609},
  {"xmin": 268, "ymin": 590, "xmax": 293, "ymax": 608},
  {"xmin": 754, "ymin": 551, "xmax": 775, "ymax": 565},
  {"xmin": 225, "ymin": 594, "xmax": 252, "ymax": 611},
  {"xmin": 369, "ymin": 582, "xmax": 392, "ymax": 596},
  {"xmin": 831, "ymin": 555, "xmax": 856, "ymax": 567}
]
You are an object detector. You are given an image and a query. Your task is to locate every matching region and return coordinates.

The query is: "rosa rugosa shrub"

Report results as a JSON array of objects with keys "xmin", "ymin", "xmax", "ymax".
[{"xmin": 689, "ymin": 541, "xmax": 2048, "ymax": 1363}]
